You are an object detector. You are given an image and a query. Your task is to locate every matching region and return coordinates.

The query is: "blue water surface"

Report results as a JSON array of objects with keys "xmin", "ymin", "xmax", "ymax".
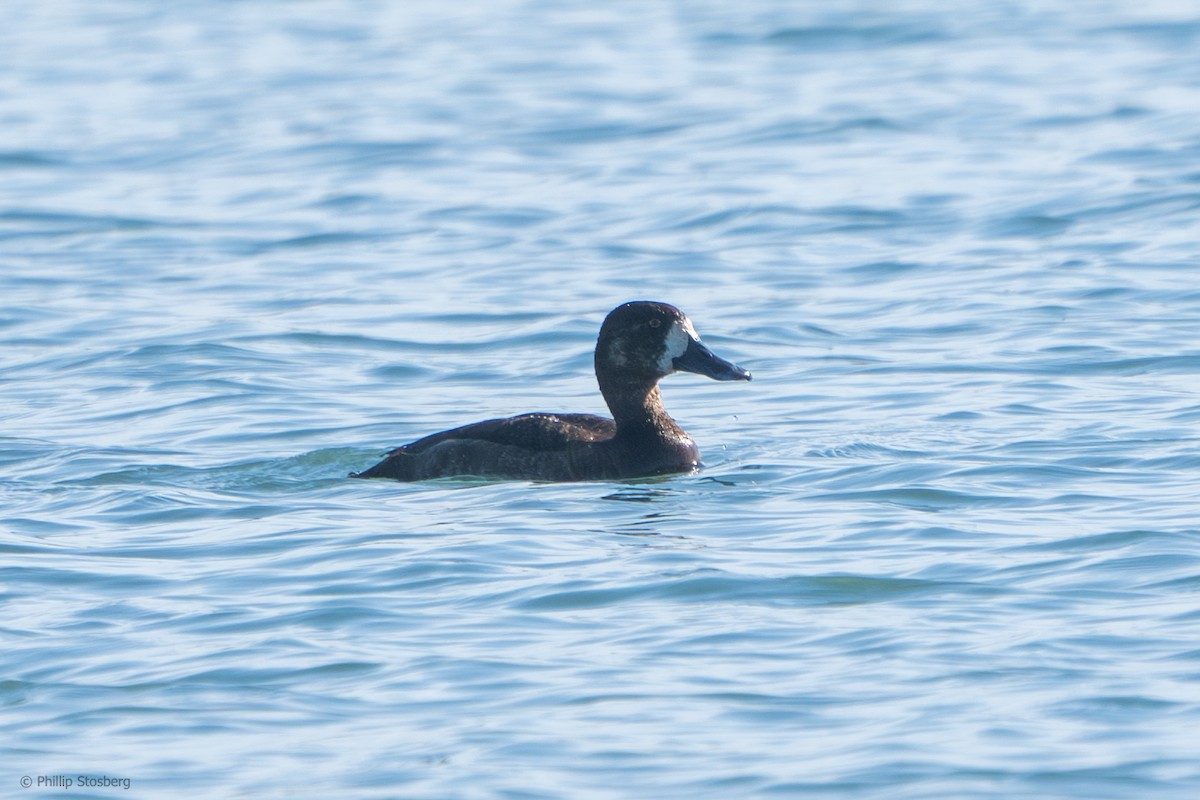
[{"xmin": 3, "ymin": 1, "xmax": 1200, "ymax": 798}]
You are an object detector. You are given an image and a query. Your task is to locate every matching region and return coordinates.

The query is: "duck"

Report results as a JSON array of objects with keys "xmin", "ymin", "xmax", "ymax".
[{"xmin": 351, "ymin": 301, "xmax": 751, "ymax": 482}]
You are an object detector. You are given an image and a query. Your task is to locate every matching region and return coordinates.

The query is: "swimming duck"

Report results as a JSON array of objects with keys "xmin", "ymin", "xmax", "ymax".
[{"xmin": 351, "ymin": 301, "xmax": 750, "ymax": 482}]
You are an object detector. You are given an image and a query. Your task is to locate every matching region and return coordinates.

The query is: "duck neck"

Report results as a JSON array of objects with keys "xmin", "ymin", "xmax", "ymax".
[{"xmin": 600, "ymin": 378, "xmax": 685, "ymax": 440}]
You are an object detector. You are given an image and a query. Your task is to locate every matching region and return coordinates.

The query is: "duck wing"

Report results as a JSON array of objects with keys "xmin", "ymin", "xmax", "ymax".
[{"xmin": 390, "ymin": 412, "xmax": 615, "ymax": 455}]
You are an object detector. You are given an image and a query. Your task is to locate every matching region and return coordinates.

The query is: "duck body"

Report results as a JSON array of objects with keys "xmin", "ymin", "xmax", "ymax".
[
  {"xmin": 352, "ymin": 301, "xmax": 750, "ymax": 482},
  {"xmin": 352, "ymin": 411, "xmax": 693, "ymax": 482}
]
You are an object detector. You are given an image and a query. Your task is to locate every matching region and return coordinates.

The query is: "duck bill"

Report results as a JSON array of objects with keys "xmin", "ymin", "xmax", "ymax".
[{"xmin": 673, "ymin": 337, "xmax": 752, "ymax": 381}]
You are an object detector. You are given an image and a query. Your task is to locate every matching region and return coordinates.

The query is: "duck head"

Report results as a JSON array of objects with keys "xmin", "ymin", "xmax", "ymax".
[{"xmin": 595, "ymin": 301, "xmax": 752, "ymax": 386}]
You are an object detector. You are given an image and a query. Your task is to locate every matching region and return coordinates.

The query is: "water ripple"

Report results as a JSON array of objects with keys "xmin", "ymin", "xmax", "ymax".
[{"xmin": 4, "ymin": 1, "xmax": 1200, "ymax": 797}]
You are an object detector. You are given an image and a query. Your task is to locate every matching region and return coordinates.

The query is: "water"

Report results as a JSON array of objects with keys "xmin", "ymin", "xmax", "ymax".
[{"xmin": 3, "ymin": 0, "xmax": 1200, "ymax": 797}]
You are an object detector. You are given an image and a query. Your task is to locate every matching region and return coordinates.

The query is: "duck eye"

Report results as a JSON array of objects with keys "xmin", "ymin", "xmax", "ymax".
[{"xmin": 648, "ymin": 318, "xmax": 661, "ymax": 328}]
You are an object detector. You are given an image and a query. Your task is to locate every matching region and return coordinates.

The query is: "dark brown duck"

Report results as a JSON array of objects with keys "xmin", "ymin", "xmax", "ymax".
[{"xmin": 351, "ymin": 301, "xmax": 751, "ymax": 482}]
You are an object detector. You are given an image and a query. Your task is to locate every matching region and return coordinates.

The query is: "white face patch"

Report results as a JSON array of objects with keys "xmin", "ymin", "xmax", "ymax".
[{"xmin": 658, "ymin": 317, "xmax": 698, "ymax": 373}]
